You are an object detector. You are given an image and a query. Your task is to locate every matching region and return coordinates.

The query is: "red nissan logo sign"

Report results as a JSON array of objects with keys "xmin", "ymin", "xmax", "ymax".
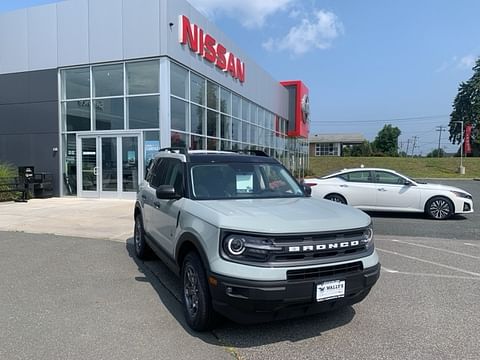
[{"xmin": 179, "ymin": 15, "xmax": 246, "ymax": 83}]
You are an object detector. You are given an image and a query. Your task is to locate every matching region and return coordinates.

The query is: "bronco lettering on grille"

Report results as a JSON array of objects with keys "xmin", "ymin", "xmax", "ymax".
[{"xmin": 288, "ymin": 240, "xmax": 360, "ymax": 252}]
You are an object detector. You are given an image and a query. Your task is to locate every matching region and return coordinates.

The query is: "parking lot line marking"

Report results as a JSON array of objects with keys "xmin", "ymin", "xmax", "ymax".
[
  {"xmin": 380, "ymin": 266, "xmax": 480, "ymax": 281},
  {"xmin": 464, "ymin": 242, "xmax": 480, "ymax": 248},
  {"xmin": 378, "ymin": 238, "xmax": 480, "ymax": 260},
  {"xmin": 376, "ymin": 248, "xmax": 480, "ymax": 277}
]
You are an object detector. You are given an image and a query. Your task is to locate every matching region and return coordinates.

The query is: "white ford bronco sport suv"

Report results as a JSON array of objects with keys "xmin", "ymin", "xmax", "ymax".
[{"xmin": 134, "ymin": 148, "xmax": 380, "ymax": 331}]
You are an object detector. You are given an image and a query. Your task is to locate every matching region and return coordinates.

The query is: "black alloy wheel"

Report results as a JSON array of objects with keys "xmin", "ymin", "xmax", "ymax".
[
  {"xmin": 134, "ymin": 215, "xmax": 152, "ymax": 259},
  {"xmin": 182, "ymin": 252, "xmax": 216, "ymax": 331}
]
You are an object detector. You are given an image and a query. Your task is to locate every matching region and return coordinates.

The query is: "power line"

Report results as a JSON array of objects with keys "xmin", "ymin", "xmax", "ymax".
[
  {"xmin": 411, "ymin": 136, "xmax": 419, "ymax": 157},
  {"xmin": 311, "ymin": 114, "xmax": 449, "ymax": 124},
  {"xmin": 435, "ymin": 126, "xmax": 447, "ymax": 157}
]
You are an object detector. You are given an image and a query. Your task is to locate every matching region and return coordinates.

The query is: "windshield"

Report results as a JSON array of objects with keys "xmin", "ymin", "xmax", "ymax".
[{"xmin": 190, "ymin": 162, "xmax": 305, "ymax": 200}]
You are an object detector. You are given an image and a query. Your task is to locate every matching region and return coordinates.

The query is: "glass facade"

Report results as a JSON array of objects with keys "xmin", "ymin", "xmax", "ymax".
[
  {"xmin": 59, "ymin": 57, "xmax": 308, "ymax": 197},
  {"xmin": 169, "ymin": 61, "xmax": 290, "ymax": 157},
  {"xmin": 60, "ymin": 59, "xmax": 161, "ymax": 196}
]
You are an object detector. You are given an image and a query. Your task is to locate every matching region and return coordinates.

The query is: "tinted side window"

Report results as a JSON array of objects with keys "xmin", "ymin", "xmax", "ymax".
[
  {"xmin": 374, "ymin": 171, "xmax": 404, "ymax": 185},
  {"xmin": 149, "ymin": 158, "xmax": 166, "ymax": 188},
  {"xmin": 164, "ymin": 159, "xmax": 185, "ymax": 196},
  {"xmin": 339, "ymin": 171, "xmax": 372, "ymax": 183}
]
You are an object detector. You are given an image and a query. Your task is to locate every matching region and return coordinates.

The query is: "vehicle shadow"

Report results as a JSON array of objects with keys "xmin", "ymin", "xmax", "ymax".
[
  {"xmin": 125, "ymin": 237, "xmax": 217, "ymax": 344},
  {"xmin": 366, "ymin": 211, "xmax": 468, "ymax": 221},
  {"xmin": 125, "ymin": 237, "xmax": 356, "ymax": 347}
]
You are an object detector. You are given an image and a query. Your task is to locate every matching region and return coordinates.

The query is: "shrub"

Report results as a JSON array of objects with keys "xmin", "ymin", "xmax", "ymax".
[{"xmin": 0, "ymin": 163, "xmax": 19, "ymax": 202}]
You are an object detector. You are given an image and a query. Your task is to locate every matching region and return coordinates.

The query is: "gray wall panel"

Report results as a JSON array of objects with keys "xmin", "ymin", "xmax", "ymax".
[
  {"xmin": 0, "ymin": 70, "xmax": 57, "ymax": 105},
  {"xmin": 0, "ymin": 70, "xmax": 59, "ymax": 195},
  {"xmin": 88, "ymin": 0, "xmax": 123, "ymax": 63},
  {"xmin": 0, "ymin": 104, "xmax": 29, "ymax": 134},
  {"xmin": 27, "ymin": 4, "xmax": 58, "ymax": 71},
  {"xmin": 0, "ymin": 133, "xmax": 60, "ymax": 195},
  {"xmin": 0, "ymin": 0, "xmax": 290, "ymax": 117},
  {"xmin": 0, "ymin": 9, "xmax": 28, "ymax": 74},
  {"xmin": 57, "ymin": 0, "xmax": 89, "ymax": 67},
  {"xmin": 0, "ymin": 102, "xmax": 57, "ymax": 135},
  {"xmin": 0, "ymin": 0, "xmax": 297, "ymax": 196},
  {"xmin": 123, "ymin": 0, "xmax": 160, "ymax": 59},
  {"xmin": 0, "ymin": 72, "xmax": 29, "ymax": 105},
  {"xmin": 28, "ymin": 70, "xmax": 58, "ymax": 103}
]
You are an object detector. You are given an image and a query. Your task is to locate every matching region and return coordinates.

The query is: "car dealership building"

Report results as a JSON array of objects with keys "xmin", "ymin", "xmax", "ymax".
[{"xmin": 0, "ymin": 0, "xmax": 309, "ymax": 198}]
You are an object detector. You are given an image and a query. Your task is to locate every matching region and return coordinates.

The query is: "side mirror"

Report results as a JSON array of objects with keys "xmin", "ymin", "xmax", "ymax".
[
  {"xmin": 303, "ymin": 184, "xmax": 312, "ymax": 197},
  {"xmin": 156, "ymin": 185, "xmax": 180, "ymax": 199},
  {"xmin": 404, "ymin": 180, "xmax": 413, "ymax": 186}
]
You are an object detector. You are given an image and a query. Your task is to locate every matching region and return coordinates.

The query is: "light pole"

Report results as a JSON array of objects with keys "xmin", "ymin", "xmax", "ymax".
[{"xmin": 453, "ymin": 121, "xmax": 465, "ymax": 174}]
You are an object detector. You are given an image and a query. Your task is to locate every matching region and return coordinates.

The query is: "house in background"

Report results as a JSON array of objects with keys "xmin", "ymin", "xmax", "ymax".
[{"xmin": 309, "ymin": 133, "xmax": 365, "ymax": 156}]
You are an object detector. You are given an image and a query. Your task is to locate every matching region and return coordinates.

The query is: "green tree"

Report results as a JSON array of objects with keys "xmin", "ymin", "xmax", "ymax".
[
  {"xmin": 426, "ymin": 148, "xmax": 446, "ymax": 158},
  {"xmin": 449, "ymin": 57, "xmax": 480, "ymax": 156},
  {"xmin": 346, "ymin": 140, "xmax": 373, "ymax": 156},
  {"xmin": 372, "ymin": 124, "xmax": 401, "ymax": 156}
]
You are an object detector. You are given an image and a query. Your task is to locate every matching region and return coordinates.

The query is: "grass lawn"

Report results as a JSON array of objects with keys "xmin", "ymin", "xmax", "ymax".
[{"xmin": 308, "ymin": 157, "xmax": 480, "ymax": 179}]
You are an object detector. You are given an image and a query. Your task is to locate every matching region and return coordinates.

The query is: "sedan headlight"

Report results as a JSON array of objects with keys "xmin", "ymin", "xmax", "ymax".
[
  {"xmin": 450, "ymin": 191, "xmax": 472, "ymax": 199},
  {"xmin": 221, "ymin": 234, "xmax": 282, "ymax": 262}
]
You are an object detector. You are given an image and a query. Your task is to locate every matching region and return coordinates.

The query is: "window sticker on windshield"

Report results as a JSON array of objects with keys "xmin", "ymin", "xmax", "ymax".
[{"xmin": 236, "ymin": 174, "xmax": 253, "ymax": 193}]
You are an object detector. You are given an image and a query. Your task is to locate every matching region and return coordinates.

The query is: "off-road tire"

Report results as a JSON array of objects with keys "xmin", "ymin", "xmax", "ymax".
[{"xmin": 182, "ymin": 252, "xmax": 217, "ymax": 331}]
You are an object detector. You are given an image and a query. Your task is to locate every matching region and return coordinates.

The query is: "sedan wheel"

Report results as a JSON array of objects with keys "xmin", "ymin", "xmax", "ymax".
[
  {"xmin": 426, "ymin": 197, "xmax": 453, "ymax": 220},
  {"xmin": 324, "ymin": 194, "xmax": 347, "ymax": 205}
]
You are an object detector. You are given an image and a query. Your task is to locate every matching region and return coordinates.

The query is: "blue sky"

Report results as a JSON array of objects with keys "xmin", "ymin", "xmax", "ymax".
[{"xmin": 2, "ymin": 0, "xmax": 479, "ymax": 155}]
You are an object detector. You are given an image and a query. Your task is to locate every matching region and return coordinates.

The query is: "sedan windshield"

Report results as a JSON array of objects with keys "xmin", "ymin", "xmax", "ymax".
[{"xmin": 190, "ymin": 162, "xmax": 305, "ymax": 199}]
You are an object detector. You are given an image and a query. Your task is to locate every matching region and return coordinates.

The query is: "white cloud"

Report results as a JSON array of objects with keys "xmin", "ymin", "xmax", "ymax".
[
  {"xmin": 457, "ymin": 54, "xmax": 476, "ymax": 69},
  {"xmin": 187, "ymin": 0, "xmax": 295, "ymax": 28},
  {"xmin": 262, "ymin": 10, "xmax": 344, "ymax": 56},
  {"xmin": 435, "ymin": 54, "xmax": 478, "ymax": 72}
]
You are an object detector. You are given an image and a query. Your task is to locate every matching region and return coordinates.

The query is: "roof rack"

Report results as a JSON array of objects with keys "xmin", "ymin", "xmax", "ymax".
[
  {"xmin": 158, "ymin": 147, "xmax": 189, "ymax": 155},
  {"xmin": 232, "ymin": 149, "xmax": 269, "ymax": 157}
]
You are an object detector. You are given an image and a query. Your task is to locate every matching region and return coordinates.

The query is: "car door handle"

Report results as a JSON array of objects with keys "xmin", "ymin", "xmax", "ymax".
[
  {"xmin": 153, "ymin": 201, "xmax": 161, "ymax": 209},
  {"xmin": 377, "ymin": 188, "xmax": 387, "ymax": 192},
  {"xmin": 339, "ymin": 184, "xmax": 348, "ymax": 188}
]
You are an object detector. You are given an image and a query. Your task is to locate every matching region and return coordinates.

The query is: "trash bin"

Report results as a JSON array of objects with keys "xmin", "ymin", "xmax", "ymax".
[{"xmin": 18, "ymin": 166, "xmax": 35, "ymax": 199}]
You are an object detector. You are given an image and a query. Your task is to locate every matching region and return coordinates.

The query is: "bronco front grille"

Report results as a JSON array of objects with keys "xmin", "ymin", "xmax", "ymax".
[
  {"xmin": 268, "ymin": 229, "xmax": 368, "ymax": 263},
  {"xmin": 287, "ymin": 261, "xmax": 363, "ymax": 281}
]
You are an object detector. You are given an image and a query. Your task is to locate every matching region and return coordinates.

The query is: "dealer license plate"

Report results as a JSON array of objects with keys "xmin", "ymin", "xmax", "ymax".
[{"xmin": 316, "ymin": 280, "xmax": 345, "ymax": 302}]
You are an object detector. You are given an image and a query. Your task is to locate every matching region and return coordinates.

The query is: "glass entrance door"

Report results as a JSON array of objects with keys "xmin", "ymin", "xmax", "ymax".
[
  {"xmin": 77, "ymin": 135, "xmax": 141, "ymax": 198},
  {"xmin": 101, "ymin": 137, "xmax": 118, "ymax": 195},
  {"xmin": 80, "ymin": 137, "xmax": 98, "ymax": 196}
]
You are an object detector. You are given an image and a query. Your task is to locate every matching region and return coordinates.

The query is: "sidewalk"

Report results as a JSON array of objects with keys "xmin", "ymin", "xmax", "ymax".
[{"xmin": 0, "ymin": 197, "xmax": 134, "ymax": 241}]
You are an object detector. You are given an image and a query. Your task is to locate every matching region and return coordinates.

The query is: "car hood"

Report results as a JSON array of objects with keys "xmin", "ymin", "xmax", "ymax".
[
  {"xmin": 416, "ymin": 182, "xmax": 472, "ymax": 195},
  {"xmin": 183, "ymin": 197, "xmax": 371, "ymax": 233}
]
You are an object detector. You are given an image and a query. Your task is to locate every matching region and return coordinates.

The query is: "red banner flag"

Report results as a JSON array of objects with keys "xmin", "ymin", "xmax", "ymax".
[{"xmin": 464, "ymin": 124, "xmax": 473, "ymax": 154}]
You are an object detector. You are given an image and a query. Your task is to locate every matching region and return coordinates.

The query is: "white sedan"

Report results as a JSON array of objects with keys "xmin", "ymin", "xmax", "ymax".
[{"xmin": 306, "ymin": 168, "xmax": 474, "ymax": 220}]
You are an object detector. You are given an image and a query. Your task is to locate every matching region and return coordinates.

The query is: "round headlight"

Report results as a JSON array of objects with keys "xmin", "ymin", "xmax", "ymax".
[
  {"xmin": 227, "ymin": 237, "xmax": 245, "ymax": 255},
  {"xmin": 362, "ymin": 227, "xmax": 374, "ymax": 245}
]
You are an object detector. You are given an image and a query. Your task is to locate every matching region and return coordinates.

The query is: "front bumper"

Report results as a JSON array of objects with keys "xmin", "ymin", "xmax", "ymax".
[
  {"xmin": 451, "ymin": 196, "xmax": 474, "ymax": 214},
  {"xmin": 208, "ymin": 263, "xmax": 380, "ymax": 324}
]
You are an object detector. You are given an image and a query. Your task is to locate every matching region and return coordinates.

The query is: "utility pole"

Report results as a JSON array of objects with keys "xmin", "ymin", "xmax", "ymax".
[
  {"xmin": 435, "ymin": 126, "xmax": 447, "ymax": 157},
  {"xmin": 411, "ymin": 136, "xmax": 418, "ymax": 157},
  {"xmin": 405, "ymin": 138, "xmax": 411, "ymax": 157}
]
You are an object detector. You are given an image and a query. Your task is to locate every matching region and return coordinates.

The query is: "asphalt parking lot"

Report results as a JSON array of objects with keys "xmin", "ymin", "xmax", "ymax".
[
  {"xmin": 0, "ymin": 179, "xmax": 478, "ymax": 360},
  {"xmin": 1, "ymin": 231, "xmax": 478, "ymax": 360}
]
